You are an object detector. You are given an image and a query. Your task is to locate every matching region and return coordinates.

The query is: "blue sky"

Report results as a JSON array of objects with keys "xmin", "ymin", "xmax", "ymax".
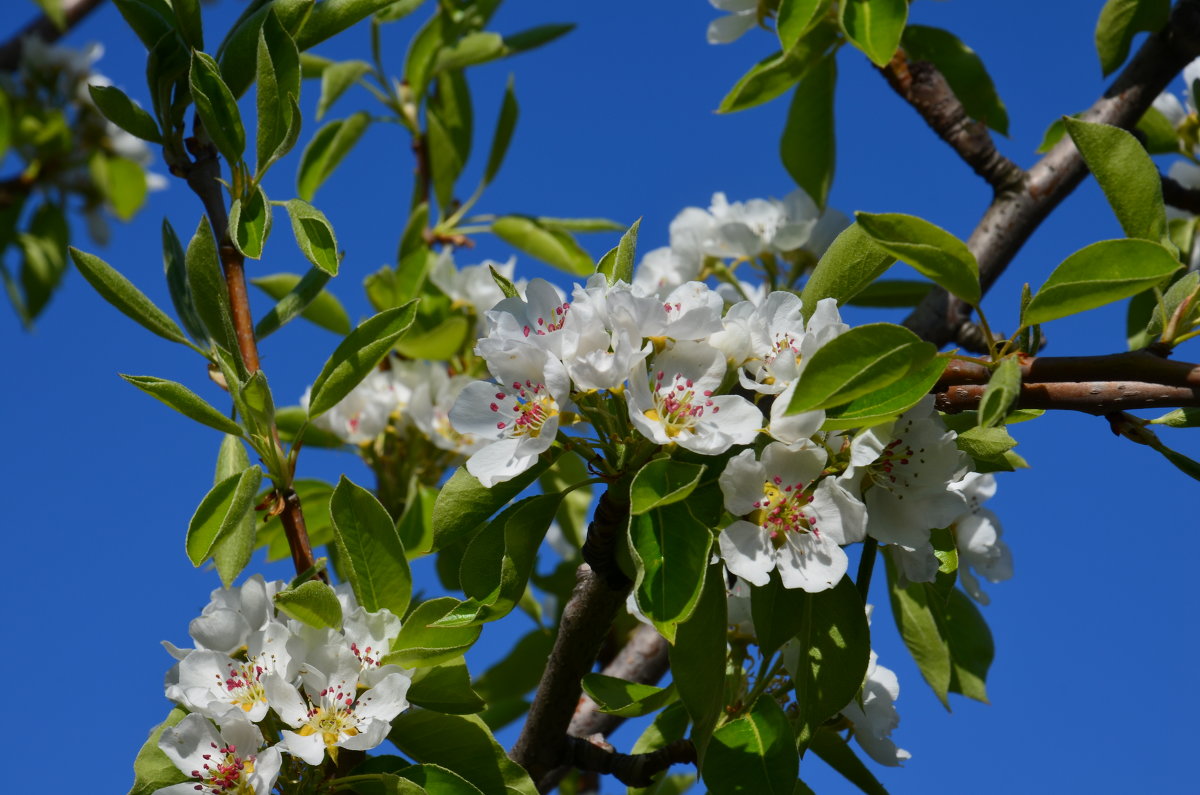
[{"xmin": 3, "ymin": 1, "xmax": 1198, "ymax": 792}]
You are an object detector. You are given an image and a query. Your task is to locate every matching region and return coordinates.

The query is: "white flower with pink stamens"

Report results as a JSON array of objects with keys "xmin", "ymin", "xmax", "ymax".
[
  {"xmin": 717, "ymin": 442, "xmax": 858, "ymax": 592},
  {"xmin": 628, "ymin": 341, "xmax": 761, "ymax": 454},
  {"xmin": 478, "ymin": 278, "xmax": 577, "ymax": 360},
  {"xmin": 263, "ymin": 650, "xmax": 410, "ymax": 765},
  {"xmin": 156, "ymin": 713, "xmax": 281, "ymax": 795},
  {"xmin": 450, "ymin": 342, "xmax": 571, "ymax": 487}
]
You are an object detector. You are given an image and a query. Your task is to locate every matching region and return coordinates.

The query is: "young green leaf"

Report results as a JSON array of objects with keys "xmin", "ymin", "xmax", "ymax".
[
  {"xmin": 777, "ymin": 0, "xmax": 828, "ymax": 51},
  {"xmin": 977, "ymin": 357, "xmax": 1022, "ymax": 428},
  {"xmin": 307, "ymin": 301, "xmax": 419, "ymax": 417},
  {"xmin": 185, "ymin": 465, "xmax": 263, "ymax": 566},
  {"xmin": 387, "ymin": 711, "xmax": 538, "ymax": 795},
  {"xmin": 1095, "ymin": 0, "xmax": 1170, "ymax": 76},
  {"xmin": 68, "ymin": 247, "xmax": 191, "ymax": 347},
  {"xmin": 787, "ymin": 322, "xmax": 937, "ymax": 413},
  {"xmin": 190, "ymin": 51, "xmax": 246, "ymax": 165},
  {"xmin": 210, "ymin": 434, "xmax": 256, "ymax": 587},
  {"xmin": 855, "ymin": 211, "xmax": 981, "ymax": 304},
  {"xmin": 845, "ymin": 278, "xmax": 933, "ymax": 308},
  {"xmin": 185, "ymin": 217, "xmax": 241, "ymax": 359},
  {"xmin": 703, "ymin": 697, "xmax": 797, "ymax": 795},
  {"xmin": 407, "ymin": 659, "xmax": 487, "ymax": 715},
  {"xmin": 87, "ymin": 84, "xmax": 162, "ymax": 143},
  {"xmin": 629, "ymin": 457, "xmax": 706, "ymax": 515},
  {"xmin": 483, "ymin": 76, "xmax": 518, "ymax": 185},
  {"xmin": 901, "ymin": 25, "xmax": 1009, "ymax": 135},
  {"xmin": 1150, "ymin": 407, "xmax": 1200, "ymax": 427},
  {"xmin": 256, "ymin": 10, "xmax": 302, "ymax": 172},
  {"xmin": 1064, "ymin": 117, "xmax": 1166, "ymax": 241},
  {"xmin": 296, "ymin": 112, "xmax": 372, "ymax": 201},
  {"xmin": 294, "ymin": 0, "xmax": 401, "ymax": 51},
  {"xmin": 489, "ymin": 264, "xmax": 520, "ymax": 298},
  {"xmin": 502, "ymin": 23, "xmax": 575, "ymax": 55},
  {"xmin": 808, "ymin": 729, "xmax": 888, "ymax": 795},
  {"xmin": 822, "ymin": 355, "xmax": 948, "ymax": 430},
  {"xmin": 120, "ymin": 375, "xmax": 243, "ymax": 436},
  {"xmin": 580, "ymin": 676, "xmax": 677, "ymax": 719},
  {"xmin": 112, "ymin": 0, "xmax": 176, "ymax": 51},
  {"xmin": 630, "ymin": 503, "xmax": 712, "ymax": 643},
  {"xmin": 252, "ymin": 269, "xmax": 350, "ymax": 338},
  {"xmin": 596, "ymin": 217, "xmax": 641, "ymax": 285},
  {"xmin": 1023, "ymin": 239, "xmax": 1180, "ymax": 325},
  {"xmin": 718, "ymin": 23, "xmax": 835, "ymax": 113},
  {"xmin": 781, "ymin": 55, "xmax": 836, "ymax": 209},
  {"xmin": 330, "ymin": 475, "xmax": 413, "ymax": 617},
  {"xmin": 284, "ymin": 199, "xmax": 340, "ymax": 275},
  {"xmin": 491, "ymin": 215, "xmax": 594, "ymax": 275},
  {"xmin": 229, "ymin": 183, "xmax": 272, "ymax": 259},
  {"xmin": 385, "ymin": 597, "xmax": 483, "ymax": 668},
  {"xmin": 839, "ymin": 0, "xmax": 908, "ymax": 67},
  {"xmin": 799, "ymin": 223, "xmax": 895, "ymax": 319},
  {"xmin": 274, "ymin": 579, "xmax": 343, "ymax": 629},
  {"xmin": 129, "ymin": 706, "xmax": 190, "ymax": 795},
  {"xmin": 317, "ymin": 59, "xmax": 370, "ymax": 120},
  {"xmin": 162, "ymin": 219, "xmax": 209, "ymax": 345},
  {"xmin": 430, "ymin": 453, "xmax": 561, "ymax": 552},
  {"xmin": 427, "ymin": 105, "xmax": 465, "ymax": 211},
  {"xmin": 669, "ymin": 563, "xmax": 728, "ymax": 761}
]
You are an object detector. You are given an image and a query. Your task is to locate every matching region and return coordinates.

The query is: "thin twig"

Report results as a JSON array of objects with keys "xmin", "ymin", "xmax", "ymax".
[
  {"xmin": 934, "ymin": 380, "xmax": 1200, "ymax": 414},
  {"xmin": 0, "ymin": 0, "xmax": 108, "ymax": 72},
  {"xmin": 557, "ymin": 736, "xmax": 696, "ymax": 789},
  {"xmin": 900, "ymin": 0, "xmax": 1200, "ymax": 347},
  {"xmin": 1162, "ymin": 173, "xmax": 1200, "ymax": 214},
  {"xmin": 936, "ymin": 352, "xmax": 1200, "ymax": 389}
]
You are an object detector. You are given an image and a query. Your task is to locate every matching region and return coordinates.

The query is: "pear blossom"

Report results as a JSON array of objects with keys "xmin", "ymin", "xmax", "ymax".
[
  {"xmin": 157, "ymin": 713, "xmax": 281, "ymax": 795},
  {"xmin": 408, "ymin": 367, "xmax": 486, "ymax": 456},
  {"xmin": 477, "ymin": 278, "xmax": 577, "ymax": 361},
  {"xmin": 293, "ymin": 606, "xmax": 409, "ymax": 687},
  {"xmin": 565, "ymin": 276, "xmax": 652, "ymax": 390},
  {"xmin": 628, "ymin": 341, "xmax": 761, "ymax": 454},
  {"xmin": 301, "ymin": 368, "xmax": 403, "ymax": 444},
  {"xmin": 612, "ymin": 280, "xmax": 726, "ymax": 340},
  {"xmin": 164, "ymin": 575, "xmax": 284, "ymax": 659},
  {"xmin": 707, "ymin": 0, "xmax": 758, "ymax": 44},
  {"xmin": 842, "ymin": 397, "xmax": 968, "ymax": 581},
  {"xmin": 718, "ymin": 442, "xmax": 862, "ymax": 592},
  {"xmin": 670, "ymin": 190, "xmax": 824, "ymax": 260},
  {"xmin": 430, "ymin": 251, "xmax": 518, "ymax": 330},
  {"xmin": 726, "ymin": 578, "xmax": 756, "ymax": 640},
  {"xmin": 450, "ymin": 342, "xmax": 571, "ymax": 486},
  {"xmin": 264, "ymin": 650, "xmax": 410, "ymax": 765},
  {"xmin": 842, "ymin": 650, "xmax": 911, "ymax": 766},
  {"xmin": 732, "ymin": 293, "xmax": 848, "ymax": 395},
  {"xmin": 950, "ymin": 473, "xmax": 1013, "ymax": 604},
  {"xmin": 632, "ymin": 246, "xmax": 702, "ymax": 297}
]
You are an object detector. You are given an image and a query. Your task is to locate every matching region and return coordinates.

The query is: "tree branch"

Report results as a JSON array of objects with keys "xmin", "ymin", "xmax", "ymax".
[
  {"xmin": 879, "ymin": 52, "xmax": 1025, "ymax": 193},
  {"xmin": 556, "ymin": 736, "xmax": 696, "ymax": 789},
  {"xmin": 1162, "ymin": 173, "xmax": 1200, "ymax": 214},
  {"xmin": 937, "ymin": 352, "xmax": 1200, "ymax": 388},
  {"xmin": 510, "ymin": 487, "xmax": 633, "ymax": 789},
  {"xmin": 900, "ymin": 0, "xmax": 1200, "ymax": 347},
  {"xmin": 0, "ymin": 0, "xmax": 108, "ymax": 72}
]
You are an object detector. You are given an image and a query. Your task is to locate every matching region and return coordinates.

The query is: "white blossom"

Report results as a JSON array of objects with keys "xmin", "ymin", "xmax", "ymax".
[
  {"xmin": 301, "ymin": 368, "xmax": 404, "ymax": 444},
  {"xmin": 841, "ymin": 650, "xmax": 911, "ymax": 767},
  {"xmin": 707, "ymin": 0, "xmax": 758, "ymax": 44},
  {"xmin": 950, "ymin": 473, "xmax": 1013, "ymax": 605},
  {"xmin": 157, "ymin": 713, "xmax": 281, "ymax": 795}
]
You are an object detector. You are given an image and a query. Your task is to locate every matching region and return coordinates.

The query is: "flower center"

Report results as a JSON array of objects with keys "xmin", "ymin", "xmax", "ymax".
[
  {"xmin": 868, "ymin": 436, "xmax": 925, "ymax": 494},
  {"xmin": 749, "ymin": 476, "xmax": 817, "ymax": 545},
  {"xmin": 522, "ymin": 300, "xmax": 571, "ymax": 337},
  {"xmin": 643, "ymin": 371, "xmax": 717, "ymax": 437},
  {"xmin": 298, "ymin": 684, "xmax": 361, "ymax": 763},
  {"xmin": 490, "ymin": 380, "xmax": 558, "ymax": 437},
  {"xmin": 349, "ymin": 642, "xmax": 379, "ymax": 672},
  {"xmin": 190, "ymin": 742, "xmax": 257, "ymax": 794},
  {"xmin": 219, "ymin": 659, "xmax": 267, "ymax": 714}
]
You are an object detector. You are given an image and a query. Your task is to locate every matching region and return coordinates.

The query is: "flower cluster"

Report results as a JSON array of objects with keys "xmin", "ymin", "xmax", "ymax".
[{"xmin": 158, "ymin": 576, "xmax": 411, "ymax": 791}]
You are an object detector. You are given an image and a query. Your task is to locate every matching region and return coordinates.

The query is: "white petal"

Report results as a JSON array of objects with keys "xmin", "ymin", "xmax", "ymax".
[
  {"xmin": 718, "ymin": 520, "xmax": 774, "ymax": 586},
  {"xmin": 707, "ymin": 13, "xmax": 756, "ymax": 44},
  {"xmin": 775, "ymin": 533, "xmax": 847, "ymax": 593}
]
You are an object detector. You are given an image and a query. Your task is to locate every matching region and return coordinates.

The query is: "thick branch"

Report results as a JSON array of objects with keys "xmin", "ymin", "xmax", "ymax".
[
  {"xmin": 1162, "ymin": 173, "xmax": 1200, "ymax": 214},
  {"xmin": 879, "ymin": 52, "xmax": 1025, "ymax": 193},
  {"xmin": 539, "ymin": 623, "xmax": 672, "ymax": 791},
  {"xmin": 557, "ymin": 737, "xmax": 696, "ymax": 789},
  {"xmin": 0, "ymin": 0, "xmax": 108, "ymax": 72},
  {"xmin": 901, "ymin": 0, "xmax": 1200, "ymax": 347},
  {"xmin": 937, "ymin": 352, "xmax": 1200, "ymax": 389},
  {"xmin": 934, "ymin": 380, "xmax": 1200, "ymax": 414},
  {"xmin": 510, "ymin": 488, "xmax": 633, "ymax": 789}
]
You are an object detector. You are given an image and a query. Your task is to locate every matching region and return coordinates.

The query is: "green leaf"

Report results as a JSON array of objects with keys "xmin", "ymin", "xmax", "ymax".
[
  {"xmin": 807, "ymin": 728, "xmax": 888, "ymax": 795},
  {"xmin": 1095, "ymin": 0, "xmax": 1170, "ymax": 76},
  {"xmin": 855, "ymin": 212, "xmax": 981, "ymax": 304},
  {"xmin": 185, "ymin": 217, "xmax": 241, "ymax": 359},
  {"xmin": 318, "ymin": 59, "xmax": 370, "ymax": 120},
  {"xmin": 885, "ymin": 552, "xmax": 949, "ymax": 706},
  {"xmin": 297, "ymin": 112, "xmax": 372, "ymax": 201},
  {"xmin": 535, "ymin": 216, "xmax": 625, "ymax": 232},
  {"xmin": 211, "ymin": 434, "xmax": 256, "ymax": 587},
  {"xmin": 434, "ymin": 31, "xmax": 505, "ymax": 73},
  {"xmin": 430, "ymin": 454, "xmax": 560, "ymax": 552},
  {"xmin": 89, "ymin": 154, "xmax": 148, "ymax": 221},
  {"xmin": 388, "ymin": 711, "xmax": 538, "ymax": 795},
  {"xmin": 185, "ymin": 465, "xmax": 263, "ymax": 566},
  {"xmin": 68, "ymin": 248, "xmax": 190, "ymax": 347},
  {"xmin": 799, "ymin": 223, "xmax": 895, "ymax": 320},
  {"xmin": 750, "ymin": 569, "xmax": 808, "ymax": 660},
  {"xmin": 822, "ymin": 354, "xmax": 947, "ymax": 431},
  {"xmin": 87, "ymin": 84, "xmax": 162, "ymax": 143},
  {"xmin": 172, "ymin": 0, "xmax": 203, "ymax": 48},
  {"xmin": 1023, "ymin": 239, "xmax": 1180, "ymax": 325},
  {"xmin": 840, "ymin": 0, "xmax": 907, "ymax": 67},
  {"xmin": 376, "ymin": 0, "xmax": 426, "ymax": 23},
  {"xmin": 256, "ymin": 9, "xmax": 302, "ymax": 172},
  {"xmin": 330, "ymin": 476, "xmax": 413, "ymax": 617},
  {"xmin": 295, "ymin": 0, "xmax": 400, "ymax": 50},
  {"xmin": 128, "ymin": 706, "xmax": 190, "ymax": 795},
  {"xmin": 161, "ymin": 219, "xmax": 208, "ymax": 345},
  {"xmin": 944, "ymin": 588, "xmax": 994, "ymax": 702},
  {"xmin": 845, "ymin": 279, "xmax": 932, "ymax": 308},
  {"xmin": 702, "ymin": 697, "xmax": 797, "ymax": 795},
  {"xmin": 407, "ymin": 658, "xmax": 486, "ymax": 715},
  {"xmin": 284, "ymin": 199, "xmax": 340, "ymax": 275},
  {"xmin": 581, "ymin": 675, "xmax": 677, "ymax": 719},
  {"xmin": 16, "ymin": 201, "xmax": 68, "ymax": 321},
  {"xmin": 252, "ymin": 269, "xmax": 350, "ymax": 338},
  {"xmin": 190, "ymin": 51, "xmax": 246, "ymax": 165},
  {"xmin": 901, "ymin": 25, "xmax": 1009, "ymax": 135},
  {"xmin": 307, "ymin": 301, "xmax": 419, "ymax": 417},
  {"xmin": 489, "ymin": 264, "xmax": 520, "ymax": 299},
  {"xmin": 977, "ymin": 357, "xmax": 1022, "ymax": 429},
  {"xmin": 502, "ymin": 23, "xmax": 575, "ymax": 55},
  {"xmin": 274, "ymin": 579, "xmax": 343, "ymax": 628},
  {"xmin": 596, "ymin": 217, "xmax": 641, "ymax": 285},
  {"xmin": 403, "ymin": 9, "xmax": 446, "ymax": 102},
  {"xmin": 778, "ymin": 0, "xmax": 828, "ymax": 51},
  {"xmin": 1136, "ymin": 105, "xmax": 1180, "ymax": 154},
  {"xmin": 631, "ymin": 503, "xmax": 711, "ymax": 642},
  {"xmin": 630, "ymin": 458, "xmax": 706, "ymax": 515},
  {"xmin": 785, "ymin": 577, "xmax": 871, "ymax": 746},
  {"xmin": 483, "ymin": 76, "xmax": 518, "ymax": 185},
  {"xmin": 718, "ymin": 23, "xmax": 835, "ymax": 113},
  {"xmin": 427, "ymin": 105, "xmax": 465, "ymax": 211},
  {"xmin": 781, "ymin": 55, "xmax": 836, "ymax": 208},
  {"xmin": 1064, "ymin": 117, "xmax": 1167, "ymax": 242},
  {"xmin": 669, "ymin": 563, "xmax": 728, "ymax": 761},
  {"xmin": 386, "ymin": 598, "xmax": 482, "ymax": 668},
  {"xmin": 112, "ymin": 0, "xmax": 176, "ymax": 51},
  {"xmin": 120, "ymin": 375, "xmax": 242, "ymax": 436},
  {"xmin": 1150, "ymin": 407, "xmax": 1200, "ymax": 427},
  {"xmin": 787, "ymin": 322, "xmax": 937, "ymax": 413},
  {"xmin": 491, "ymin": 216, "xmax": 594, "ymax": 275},
  {"xmin": 395, "ymin": 315, "xmax": 470, "ymax": 359},
  {"xmin": 396, "ymin": 764, "xmax": 485, "ymax": 795},
  {"xmin": 956, "ymin": 425, "xmax": 1018, "ymax": 461},
  {"xmin": 230, "ymin": 183, "xmax": 273, "ymax": 259}
]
